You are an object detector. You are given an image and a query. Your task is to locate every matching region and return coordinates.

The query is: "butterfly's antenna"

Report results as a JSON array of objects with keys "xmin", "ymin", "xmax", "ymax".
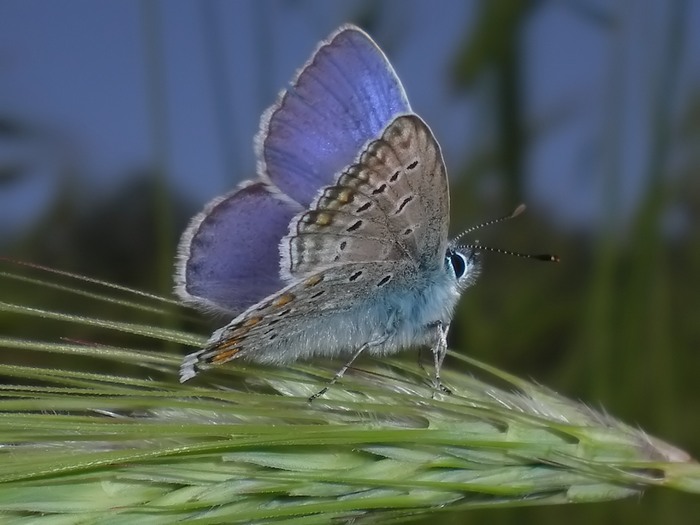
[
  {"xmin": 454, "ymin": 204, "xmax": 559, "ymax": 263},
  {"xmin": 452, "ymin": 204, "xmax": 527, "ymax": 243},
  {"xmin": 463, "ymin": 243, "xmax": 559, "ymax": 262}
]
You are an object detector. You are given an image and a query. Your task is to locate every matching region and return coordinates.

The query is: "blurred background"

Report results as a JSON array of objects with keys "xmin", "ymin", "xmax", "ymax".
[{"xmin": 1, "ymin": 0, "xmax": 698, "ymax": 523}]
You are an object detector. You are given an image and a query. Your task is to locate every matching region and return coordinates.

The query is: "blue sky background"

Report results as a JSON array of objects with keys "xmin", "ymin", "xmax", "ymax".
[{"xmin": 1, "ymin": 0, "xmax": 697, "ymax": 245}]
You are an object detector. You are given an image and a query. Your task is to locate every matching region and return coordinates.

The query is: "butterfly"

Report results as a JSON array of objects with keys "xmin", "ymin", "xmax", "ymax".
[{"xmin": 175, "ymin": 24, "xmax": 529, "ymax": 398}]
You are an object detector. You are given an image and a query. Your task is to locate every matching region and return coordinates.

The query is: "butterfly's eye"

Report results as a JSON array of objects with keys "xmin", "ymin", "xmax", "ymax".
[{"xmin": 445, "ymin": 249, "xmax": 469, "ymax": 279}]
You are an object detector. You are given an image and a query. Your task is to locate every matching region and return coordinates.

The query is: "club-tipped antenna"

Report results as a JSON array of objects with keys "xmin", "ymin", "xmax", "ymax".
[
  {"xmin": 452, "ymin": 204, "xmax": 527, "ymax": 243},
  {"xmin": 463, "ymin": 243, "xmax": 559, "ymax": 262},
  {"xmin": 454, "ymin": 204, "xmax": 559, "ymax": 263}
]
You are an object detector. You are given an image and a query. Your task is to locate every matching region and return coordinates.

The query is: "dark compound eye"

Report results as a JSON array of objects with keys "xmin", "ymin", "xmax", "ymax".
[{"xmin": 446, "ymin": 249, "xmax": 468, "ymax": 279}]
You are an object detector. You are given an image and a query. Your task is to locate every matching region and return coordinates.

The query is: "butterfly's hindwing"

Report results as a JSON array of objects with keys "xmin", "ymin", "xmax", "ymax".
[
  {"xmin": 175, "ymin": 182, "xmax": 300, "ymax": 314},
  {"xmin": 181, "ymin": 260, "xmax": 414, "ymax": 377}
]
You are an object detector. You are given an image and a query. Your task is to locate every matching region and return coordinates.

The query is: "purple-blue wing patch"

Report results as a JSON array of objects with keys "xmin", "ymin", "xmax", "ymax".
[
  {"xmin": 258, "ymin": 25, "xmax": 411, "ymax": 206},
  {"xmin": 175, "ymin": 182, "xmax": 299, "ymax": 315}
]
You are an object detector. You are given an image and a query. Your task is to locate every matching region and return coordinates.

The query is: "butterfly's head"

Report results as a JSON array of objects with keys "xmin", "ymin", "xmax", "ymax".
[
  {"xmin": 446, "ymin": 205, "xmax": 558, "ymax": 289},
  {"xmin": 444, "ymin": 245, "xmax": 480, "ymax": 289}
]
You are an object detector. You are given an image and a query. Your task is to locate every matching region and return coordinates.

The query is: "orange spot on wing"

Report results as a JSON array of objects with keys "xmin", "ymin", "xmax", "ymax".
[
  {"xmin": 336, "ymin": 188, "xmax": 353, "ymax": 203},
  {"xmin": 314, "ymin": 212, "xmax": 332, "ymax": 226},
  {"xmin": 273, "ymin": 293, "xmax": 295, "ymax": 307},
  {"xmin": 210, "ymin": 346, "xmax": 240, "ymax": 364}
]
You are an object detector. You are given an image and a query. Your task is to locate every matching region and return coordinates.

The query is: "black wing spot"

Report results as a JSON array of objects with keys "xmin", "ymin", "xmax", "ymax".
[
  {"xmin": 377, "ymin": 275, "xmax": 392, "ymax": 287},
  {"xmin": 311, "ymin": 290, "xmax": 326, "ymax": 299},
  {"xmin": 372, "ymin": 183, "xmax": 387, "ymax": 195},
  {"xmin": 390, "ymin": 170, "xmax": 400, "ymax": 182},
  {"xmin": 403, "ymin": 227, "xmax": 414, "ymax": 236},
  {"xmin": 356, "ymin": 202, "xmax": 372, "ymax": 213},
  {"xmin": 269, "ymin": 333, "xmax": 278, "ymax": 341},
  {"xmin": 407, "ymin": 160, "xmax": 418, "ymax": 170},
  {"xmin": 349, "ymin": 271, "xmax": 363, "ymax": 281},
  {"xmin": 396, "ymin": 195, "xmax": 414, "ymax": 214},
  {"xmin": 347, "ymin": 220, "xmax": 363, "ymax": 232},
  {"xmin": 339, "ymin": 241, "xmax": 347, "ymax": 250}
]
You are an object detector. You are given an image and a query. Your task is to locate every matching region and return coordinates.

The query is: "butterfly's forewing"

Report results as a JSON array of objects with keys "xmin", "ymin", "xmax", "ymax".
[
  {"xmin": 175, "ymin": 182, "xmax": 301, "ymax": 314},
  {"xmin": 258, "ymin": 25, "xmax": 411, "ymax": 207},
  {"xmin": 281, "ymin": 115, "xmax": 450, "ymax": 280}
]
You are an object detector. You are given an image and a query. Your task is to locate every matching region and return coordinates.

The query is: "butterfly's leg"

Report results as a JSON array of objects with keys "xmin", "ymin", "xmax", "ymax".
[
  {"xmin": 430, "ymin": 321, "xmax": 452, "ymax": 395},
  {"xmin": 308, "ymin": 344, "xmax": 369, "ymax": 402},
  {"xmin": 309, "ymin": 334, "xmax": 390, "ymax": 402}
]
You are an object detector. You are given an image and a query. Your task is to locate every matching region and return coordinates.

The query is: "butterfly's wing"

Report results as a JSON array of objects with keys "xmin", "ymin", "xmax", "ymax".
[
  {"xmin": 258, "ymin": 25, "xmax": 411, "ymax": 207},
  {"xmin": 180, "ymin": 259, "xmax": 399, "ymax": 380},
  {"xmin": 175, "ymin": 181, "xmax": 301, "ymax": 315},
  {"xmin": 176, "ymin": 25, "xmax": 411, "ymax": 315},
  {"xmin": 181, "ymin": 116, "xmax": 451, "ymax": 380},
  {"xmin": 282, "ymin": 114, "xmax": 450, "ymax": 281}
]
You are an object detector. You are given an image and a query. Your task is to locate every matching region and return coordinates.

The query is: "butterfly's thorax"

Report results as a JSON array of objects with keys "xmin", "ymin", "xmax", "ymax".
[{"xmin": 362, "ymin": 266, "xmax": 463, "ymax": 356}]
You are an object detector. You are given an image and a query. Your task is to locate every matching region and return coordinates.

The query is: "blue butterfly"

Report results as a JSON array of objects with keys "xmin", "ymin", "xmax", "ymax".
[{"xmin": 175, "ymin": 25, "xmax": 488, "ymax": 397}]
